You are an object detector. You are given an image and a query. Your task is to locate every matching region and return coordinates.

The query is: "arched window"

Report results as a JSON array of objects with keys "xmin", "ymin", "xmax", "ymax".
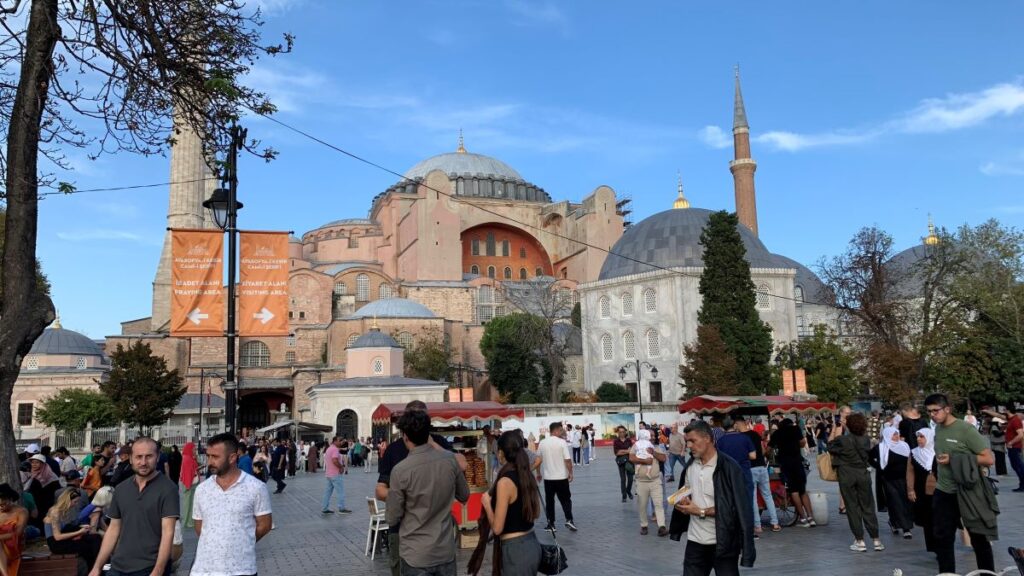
[
  {"xmin": 396, "ymin": 332, "xmax": 414, "ymax": 349},
  {"xmin": 646, "ymin": 329, "xmax": 660, "ymax": 357},
  {"xmin": 502, "ymin": 240, "xmax": 510, "ymax": 257},
  {"xmin": 333, "ymin": 283, "xmax": 347, "ymax": 295},
  {"xmin": 756, "ymin": 283, "xmax": 771, "ymax": 310},
  {"xmin": 621, "ymin": 292, "xmax": 634, "ymax": 316},
  {"xmin": 372, "ymin": 357, "xmax": 384, "ymax": 375},
  {"xmin": 503, "ymin": 267, "xmax": 513, "ymax": 280},
  {"xmin": 487, "ymin": 266, "xmax": 496, "ymax": 279},
  {"xmin": 601, "ymin": 333, "xmax": 613, "ymax": 361},
  {"xmin": 643, "ymin": 288, "xmax": 657, "ymax": 313},
  {"xmin": 471, "ymin": 239, "xmax": 481, "ymax": 255},
  {"xmin": 356, "ymin": 274, "xmax": 370, "ymax": 302},
  {"xmin": 240, "ymin": 341, "xmax": 270, "ymax": 367},
  {"xmin": 379, "ymin": 284, "xmax": 393, "ymax": 299},
  {"xmin": 347, "ymin": 333, "xmax": 360, "ymax": 347},
  {"xmin": 535, "ymin": 267, "xmax": 543, "ymax": 277},
  {"xmin": 623, "ymin": 331, "xmax": 636, "ymax": 359},
  {"xmin": 519, "ymin": 268, "xmax": 528, "ymax": 279},
  {"xmin": 599, "ymin": 296, "xmax": 611, "ymax": 319},
  {"xmin": 794, "ymin": 285, "xmax": 804, "ymax": 303},
  {"xmin": 470, "ymin": 265, "xmax": 479, "ymax": 275}
]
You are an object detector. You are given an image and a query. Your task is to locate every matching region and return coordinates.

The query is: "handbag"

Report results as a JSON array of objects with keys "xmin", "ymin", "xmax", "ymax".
[
  {"xmin": 816, "ymin": 452, "xmax": 838, "ymax": 482},
  {"xmin": 538, "ymin": 527, "xmax": 568, "ymax": 575},
  {"xmin": 615, "ymin": 454, "xmax": 628, "ymax": 466}
]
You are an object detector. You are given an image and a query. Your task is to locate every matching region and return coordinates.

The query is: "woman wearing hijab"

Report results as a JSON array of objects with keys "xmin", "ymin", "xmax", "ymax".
[
  {"xmin": 869, "ymin": 426, "xmax": 914, "ymax": 539},
  {"xmin": 179, "ymin": 442, "xmax": 200, "ymax": 529},
  {"xmin": 906, "ymin": 428, "xmax": 937, "ymax": 552},
  {"xmin": 23, "ymin": 455, "xmax": 59, "ymax": 527}
]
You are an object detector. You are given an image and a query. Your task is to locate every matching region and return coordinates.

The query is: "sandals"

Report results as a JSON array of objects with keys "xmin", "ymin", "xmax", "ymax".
[
  {"xmin": 771, "ymin": 524, "xmax": 782, "ymax": 532},
  {"xmin": 839, "ymin": 507, "xmax": 847, "ymax": 515}
]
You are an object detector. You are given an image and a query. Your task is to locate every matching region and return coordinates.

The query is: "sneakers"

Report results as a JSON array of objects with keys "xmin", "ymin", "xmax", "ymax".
[
  {"xmin": 850, "ymin": 541, "xmax": 867, "ymax": 552},
  {"xmin": 565, "ymin": 520, "xmax": 578, "ymax": 532},
  {"xmin": 798, "ymin": 518, "xmax": 812, "ymax": 528},
  {"xmin": 1012, "ymin": 487, "xmax": 1024, "ymax": 493},
  {"xmin": 807, "ymin": 518, "xmax": 817, "ymax": 528},
  {"xmin": 874, "ymin": 540, "xmax": 885, "ymax": 551},
  {"xmin": 321, "ymin": 509, "xmax": 334, "ymax": 514},
  {"xmin": 545, "ymin": 523, "xmax": 557, "ymax": 533},
  {"xmin": 338, "ymin": 509, "xmax": 353, "ymax": 514},
  {"xmin": 657, "ymin": 526, "xmax": 668, "ymax": 537},
  {"xmin": 903, "ymin": 530, "xmax": 913, "ymax": 539},
  {"xmin": 622, "ymin": 496, "xmax": 627, "ymax": 503},
  {"xmin": 640, "ymin": 526, "xmax": 648, "ymax": 535}
]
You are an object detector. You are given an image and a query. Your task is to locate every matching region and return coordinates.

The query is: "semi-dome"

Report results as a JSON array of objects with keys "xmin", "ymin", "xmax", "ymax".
[
  {"xmin": 769, "ymin": 253, "xmax": 831, "ymax": 304},
  {"xmin": 348, "ymin": 298, "xmax": 437, "ymax": 319},
  {"xmin": 599, "ymin": 208, "xmax": 780, "ymax": 280},
  {"xmin": 29, "ymin": 328, "xmax": 103, "ymax": 356},
  {"xmin": 404, "ymin": 152, "xmax": 524, "ymax": 182},
  {"xmin": 348, "ymin": 329, "xmax": 401, "ymax": 349}
]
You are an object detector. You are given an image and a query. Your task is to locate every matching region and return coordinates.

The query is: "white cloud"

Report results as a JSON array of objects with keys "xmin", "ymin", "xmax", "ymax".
[
  {"xmin": 245, "ymin": 65, "xmax": 420, "ymax": 115},
  {"xmin": 56, "ymin": 230, "xmax": 155, "ymax": 244},
  {"xmin": 755, "ymin": 130, "xmax": 876, "ymax": 152},
  {"xmin": 505, "ymin": 0, "xmax": 567, "ymax": 28},
  {"xmin": 979, "ymin": 151, "xmax": 1024, "ymax": 176},
  {"xmin": 698, "ymin": 126, "xmax": 731, "ymax": 149},
  {"xmin": 252, "ymin": 0, "xmax": 303, "ymax": 16}
]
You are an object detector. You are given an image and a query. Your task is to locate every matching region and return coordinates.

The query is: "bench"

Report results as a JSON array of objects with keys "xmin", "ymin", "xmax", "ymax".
[{"xmin": 19, "ymin": 553, "xmax": 82, "ymax": 576}]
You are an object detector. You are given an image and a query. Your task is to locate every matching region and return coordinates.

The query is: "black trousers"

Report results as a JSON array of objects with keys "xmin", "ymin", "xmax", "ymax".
[
  {"xmin": 272, "ymin": 469, "xmax": 287, "ymax": 492},
  {"xmin": 682, "ymin": 541, "xmax": 739, "ymax": 576},
  {"xmin": 617, "ymin": 463, "xmax": 635, "ymax": 499},
  {"xmin": 543, "ymin": 479, "xmax": 573, "ymax": 525},
  {"xmin": 994, "ymin": 450, "xmax": 1007, "ymax": 476},
  {"xmin": 571, "ymin": 447, "xmax": 581, "ymax": 464},
  {"xmin": 932, "ymin": 489, "xmax": 994, "ymax": 574}
]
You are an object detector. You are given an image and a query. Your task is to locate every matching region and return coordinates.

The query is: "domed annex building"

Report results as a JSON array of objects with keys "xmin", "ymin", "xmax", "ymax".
[
  {"xmin": 110, "ymin": 126, "xmax": 621, "ymax": 435},
  {"xmin": 578, "ymin": 72, "xmax": 835, "ymax": 401},
  {"xmin": 12, "ymin": 320, "xmax": 110, "ymax": 439}
]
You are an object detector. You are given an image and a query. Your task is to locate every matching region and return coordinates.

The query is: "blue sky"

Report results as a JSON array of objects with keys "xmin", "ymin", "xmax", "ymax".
[{"xmin": 35, "ymin": 1, "xmax": 1024, "ymax": 338}]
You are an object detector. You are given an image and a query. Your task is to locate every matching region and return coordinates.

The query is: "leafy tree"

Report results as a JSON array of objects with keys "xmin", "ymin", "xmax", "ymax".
[
  {"xmin": 695, "ymin": 211, "xmax": 773, "ymax": 394},
  {"xmin": 479, "ymin": 313, "xmax": 546, "ymax": 403},
  {"xmin": 502, "ymin": 279, "xmax": 575, "ymax": 402},
  {"xmin": 679, "ymin": 325, "xmax": 739, "ymax": 397},
  {"xmin": 99, "ymin": 342, "xmax": 186, "ymax": 432},
  {"xmin": 773, "ymin": 326, "xmax": 861, "ymax": 405},
  {"xmin": 595, "ymin": 382, "xmax": 631, "ymax": 403},
  {"xmin": 36, "ymin": 388, "xmax": 116, "ymax": 430},
  {"xmin": 402, "ymin": 332, "xmax": 451, "ymax": 382},
  {"xmin": 0, "ymin": 0, "xmax": 290, "ymax": 488}
]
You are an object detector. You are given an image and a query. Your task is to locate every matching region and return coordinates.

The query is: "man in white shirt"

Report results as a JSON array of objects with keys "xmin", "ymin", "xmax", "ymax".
[
  {"xmin": 568, "ymin": 424, "xmax": 582, "ymax": 465},
  {"xmin": 191, "ymin": 433, "xmax": 273, "ymax": 576},
  {"xmin": 534, "ymin": 422, "xmax": 577, "ymax": 532}
]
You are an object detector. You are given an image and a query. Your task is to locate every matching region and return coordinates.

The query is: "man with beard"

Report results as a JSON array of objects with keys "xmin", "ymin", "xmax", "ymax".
[
  {"xmin": 190, "ymin": 433, "xmax": 272, "ymax": 576},
  {"xmin": 89, "ymin": 438, "xmax": 179, "ymax": 576}
]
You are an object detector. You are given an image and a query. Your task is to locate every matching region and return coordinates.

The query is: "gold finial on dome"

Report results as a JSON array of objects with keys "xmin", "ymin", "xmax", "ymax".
[
  {"xmin": 52, "ymin": 309, "xmax": 62, "ymax": 329},
  {"xmin": 456, "ymin": 129, "xmax": 466, "ymax": 154},
  {"xmin": 371, "ymin": 315, "xmax": 379, "ymax": 331},
  {"xmin": 673, "ymin": 171, "xmax": 690, "ymax": 209},
  {"xmin": 924, "ymin": 214, "xmax": 940, "ymax": 246}
]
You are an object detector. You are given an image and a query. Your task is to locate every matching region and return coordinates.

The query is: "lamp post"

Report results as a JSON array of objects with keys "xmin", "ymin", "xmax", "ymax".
[
  {"xmin": 203, "ymin": 124, "xmax": 246, "ymax": 435},
  {"xmin": 619, "ymin": 360, "xmax": 658, "ymax": 422}
]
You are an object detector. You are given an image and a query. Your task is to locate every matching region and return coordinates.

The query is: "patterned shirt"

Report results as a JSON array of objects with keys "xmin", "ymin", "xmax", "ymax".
[{"xmin": 192, "ymin": 470, "xmax": 272, "ymax": 576}]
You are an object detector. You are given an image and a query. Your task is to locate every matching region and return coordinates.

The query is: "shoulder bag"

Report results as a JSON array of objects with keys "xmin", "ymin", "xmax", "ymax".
[
  {"xmin": 816, "ymin": 451, "xmax": 837, "ymax": 482},
  {"xmin": 539, "ymin": 526, "xmax": 568, "ymax": 575}
]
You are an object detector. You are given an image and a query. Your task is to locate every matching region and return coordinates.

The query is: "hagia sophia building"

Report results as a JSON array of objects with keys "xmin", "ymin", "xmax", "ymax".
[{"xmin": 16, "ymin": 70, "xmax": 945, "ymax": 441}]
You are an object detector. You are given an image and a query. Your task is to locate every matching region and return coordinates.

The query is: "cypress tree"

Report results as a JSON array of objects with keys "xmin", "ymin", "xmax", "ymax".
[{"xmin": 696, "ymin": 211, "xmax": 774, "ymax": 394}]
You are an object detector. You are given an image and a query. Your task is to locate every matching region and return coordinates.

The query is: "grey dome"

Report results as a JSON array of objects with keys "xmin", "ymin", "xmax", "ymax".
[
  {"xmin": 29, "ymin": 328, "xmax": 103, "ymax": 356},
  {"xmin": 404, "ymin": 152, "xmax": 523, "ymax": 182},
  {"xmin": 769, "ymin": 253, "xmax": 831, "ymax": 304},
  {"xmin": 348, "ymin": 298, "xmax": 437, "ymax": 319},
  {"xmin": 599, "ymin": 209, "xmax": 780, "ymax": 280},
  {"xmin": 349, "ymin": 330, "xmax": 401, "ymax": 349},
  {"xmin": 311, "ymin": 218, "xmax": 375, "ymax": 231}
]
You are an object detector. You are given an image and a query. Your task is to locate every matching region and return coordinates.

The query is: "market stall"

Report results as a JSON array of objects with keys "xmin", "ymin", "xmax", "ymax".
[
  {"xmin": 371, "ymin": 401, "xmax": 525, "ymax": 536},
  {"xmin": 678, "ymin": 395, "xmax": 836, "ymax": 417}
]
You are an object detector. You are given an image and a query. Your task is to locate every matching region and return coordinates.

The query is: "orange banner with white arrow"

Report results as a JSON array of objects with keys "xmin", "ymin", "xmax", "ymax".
[
  {"xmin": 238, "ymin": 231, "xmax": 290, "ymax": 336},
  {"xmin": 170, "ymin": 230, "xmax": 225, "ymax": 336}
]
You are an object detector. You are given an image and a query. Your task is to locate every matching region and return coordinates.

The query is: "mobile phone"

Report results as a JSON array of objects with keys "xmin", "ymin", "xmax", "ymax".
[{"xmin": 834, "ymin": 415, "xmax": 841, "ymax": 425}]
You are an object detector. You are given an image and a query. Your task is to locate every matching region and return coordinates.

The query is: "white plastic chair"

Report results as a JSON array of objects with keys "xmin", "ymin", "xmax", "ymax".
[{"xmin": 364, "ymin": 497, "xmax": 388, "ymax": 560}]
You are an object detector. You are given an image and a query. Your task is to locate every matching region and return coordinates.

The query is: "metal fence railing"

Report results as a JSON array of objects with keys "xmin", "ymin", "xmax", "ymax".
[
  {"xmin": 53, "ymin": 429, "xmax": 87, "ymax": 451},
  {"xmin": 90, "ymin": 426, "xmax": 121, "ymax": 447}
]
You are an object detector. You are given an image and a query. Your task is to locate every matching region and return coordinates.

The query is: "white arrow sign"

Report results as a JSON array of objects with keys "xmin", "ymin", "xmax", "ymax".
[
  {"xmin": 187, "ymin": 308, "xmax": 209, "ymax": 325},
  {"xmin": 253, "ymin": 307, "xmax": 275, "ymax": 325}
]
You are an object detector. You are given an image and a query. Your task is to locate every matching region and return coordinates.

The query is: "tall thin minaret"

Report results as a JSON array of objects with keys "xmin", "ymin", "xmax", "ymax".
[
  {"xmin": 729, "ymin": 66, "xmax": 759, "ymax": 236},
  {"xmin": 150, "ymin": 112, "xmax": 218, "ymax": 332}
]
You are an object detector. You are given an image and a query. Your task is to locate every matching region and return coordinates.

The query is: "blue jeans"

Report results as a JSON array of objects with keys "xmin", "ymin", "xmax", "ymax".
[
  {"xmin": 751, "ymin": 465, "xmax": 778, "ymax": 526},
  {"xmin": 322, "ymin": 474, "xmax": 345, "ymax": 511},
  {"xmin": 666, "ymin": 452, "xmax": 686, "ymax": 478},
  {"xmin": 1009, "ymin": 447, "xmax": 1024, "ymax": 488},
  {"xmin": 583, "ymin": 444, "xmax": 591, "ymax": 464}
]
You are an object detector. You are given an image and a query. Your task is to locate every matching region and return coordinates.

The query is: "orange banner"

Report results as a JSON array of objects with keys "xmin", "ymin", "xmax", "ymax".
[
  {"xmin": 170, "ymin": 230, "xmax": 225, "ymax": 336},
  {"xmin": 238, "ymin": 231, "xmax": 290, "ymax": 336},
  {"xmin": 782, "ymin": 369, "xmax": 807, "ymax": 396}
]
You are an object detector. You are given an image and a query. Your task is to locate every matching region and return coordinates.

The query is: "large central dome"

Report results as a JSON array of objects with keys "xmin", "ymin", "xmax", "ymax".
[{"xmin": 404, "ymin": 152, "xmax": 524, "ymax": 182}]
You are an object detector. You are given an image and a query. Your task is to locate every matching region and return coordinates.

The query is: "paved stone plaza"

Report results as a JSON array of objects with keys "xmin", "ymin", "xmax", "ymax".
[{"xmin": 179, "ymin": 448, "xmax": 1024, "ymax": 576}]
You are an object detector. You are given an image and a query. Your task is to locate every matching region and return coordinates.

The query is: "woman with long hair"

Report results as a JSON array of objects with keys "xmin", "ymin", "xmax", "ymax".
[
  {"xmin": 870, "ymin": 426, "xmax": 914, "ymax": 538},
  {"xmin": 829, "ymin": 413, "xmax": 884, "ymax": 552},
  {"xmin": 0, "ymin": 484, "xmax": 28, "ymax": 576},
  {"xmin": 907, "ymin": 428, "xmax": 937, "ymax": 552},
  {"xmin": 44, "ymin": 489, "xmax": 101, "ymax": 568},
  {"xmin": 470, "ymin": 430, "xmax": 542, "ymax": 576}
]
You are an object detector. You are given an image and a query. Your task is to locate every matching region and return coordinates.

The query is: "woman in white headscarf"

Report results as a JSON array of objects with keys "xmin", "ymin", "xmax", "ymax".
[
  {"xmin": 869, "ymin": 426, "xmax": 914, "ymax": 538},
  {"xmin": 906, "ymin": 428, "xmax": 937, "ymax": 552}
]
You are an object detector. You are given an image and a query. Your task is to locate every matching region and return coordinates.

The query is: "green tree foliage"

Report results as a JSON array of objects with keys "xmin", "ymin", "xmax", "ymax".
[
  {"xmin": 35, "ymin": 388, "xmax": 117, "ymax": 430},
  {"xmin": 402, "ymin": 332, "xmax": 451, "ymax": 382},
  {"xmin": 774, "ymin": 326, "xmax": 860, "ymax": 405},
  {"xmin": 479, "ymin": 313, "xmax": 546, "ymax": 402},
  {"xmin": 695, "ymin": 211, "xmax": 773, "ymax": 394},
  {"xmin": 99, "ymin": 342, "xmax": 186, "ymax": 432},
  {"xmin": 595, "ymin": 382, "xmax": 632, "ymax": 403},
  {"xmin": 679, "ymin": 325, "xmax": 739, "ymax": 397},
  {"xmin": 571, "ymin": 302, "xmax": 581, "ymax": 328}
]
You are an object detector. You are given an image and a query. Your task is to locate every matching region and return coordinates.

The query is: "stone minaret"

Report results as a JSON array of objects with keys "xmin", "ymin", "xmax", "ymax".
[
  {"xmin": 729, "ymin": 66, "xmax": 759, "ymax": 236},
  {"xmin": 150, "ymin": 113, "xmax": 218, "ymax": 332}
]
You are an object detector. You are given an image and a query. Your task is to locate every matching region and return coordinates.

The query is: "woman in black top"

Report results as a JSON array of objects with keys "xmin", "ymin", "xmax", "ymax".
[
  {"xmin": 869, "ymin": 425, "xmax": 914, "ymax": 538},
  {"xmin": 612, "ymin": 426, "xmax": 635, "ymax": 502},
  {"xmin": 168, "ymin": 445, "xmax": 182, "ymax": 486},
  {"xmin": 474, "ymin": 430, "xmax": 542, "ymax": 576},
  {"xmin": 907, "ymin": 428, "xmax": 936, "ymax": 552},
  {"xmin": 769, "ymin": 418, "xmax": 815, "ymax": 526}
]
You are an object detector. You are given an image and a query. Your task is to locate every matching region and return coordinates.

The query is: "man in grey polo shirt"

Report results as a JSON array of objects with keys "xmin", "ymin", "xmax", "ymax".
[{"xmin": 89, "ymin": 437, "xmax": 179, "ymax": 576}]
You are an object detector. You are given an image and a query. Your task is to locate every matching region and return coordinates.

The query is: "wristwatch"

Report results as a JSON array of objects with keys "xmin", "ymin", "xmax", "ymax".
[{"xmin": 699, "ymin": 508, "xmax": 706, "ymax": 519}]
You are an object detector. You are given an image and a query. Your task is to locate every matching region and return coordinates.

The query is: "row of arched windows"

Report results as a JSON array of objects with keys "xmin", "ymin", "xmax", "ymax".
[
  {"xmin": 470, "ymin": 265, "xmax": 545, "ymax": 280},
  {"xmin": 599, "ymin": 329, "xmax": 661, "ymax": 362},
  {"xmin": 598, "ymin": 288, "xmax": 657, "ymax": 319}
]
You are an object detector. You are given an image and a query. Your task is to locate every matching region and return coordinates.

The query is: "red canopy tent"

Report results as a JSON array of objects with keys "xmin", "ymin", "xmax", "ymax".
[
  {"xmin": 678, "ymin": 395, "xmax": 836, "ymax": 417},
  {"xmin": 371, "ymin": 401, "xmax": 524, "ymax": 426}
]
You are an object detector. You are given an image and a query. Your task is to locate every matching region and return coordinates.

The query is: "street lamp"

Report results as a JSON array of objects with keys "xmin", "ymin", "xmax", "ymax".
[
  {"xmin": 619, "ymin": 360, "xmax": 658, "ymax": 422},
  {"xmin": 203, "ymin": 123, "xmax": 247, "ymax": 435}
]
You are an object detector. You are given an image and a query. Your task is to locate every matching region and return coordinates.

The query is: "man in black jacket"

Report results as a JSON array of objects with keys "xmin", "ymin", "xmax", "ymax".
[{"xmin": 669, "ymin": 419, "xmax": 755, "ymax": 576}]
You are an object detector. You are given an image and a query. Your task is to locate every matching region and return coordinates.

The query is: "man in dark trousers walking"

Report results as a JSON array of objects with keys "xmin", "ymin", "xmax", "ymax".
[{"xmin": 271, "ymin": 438, "xmax": 289, "ymax": 494}]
